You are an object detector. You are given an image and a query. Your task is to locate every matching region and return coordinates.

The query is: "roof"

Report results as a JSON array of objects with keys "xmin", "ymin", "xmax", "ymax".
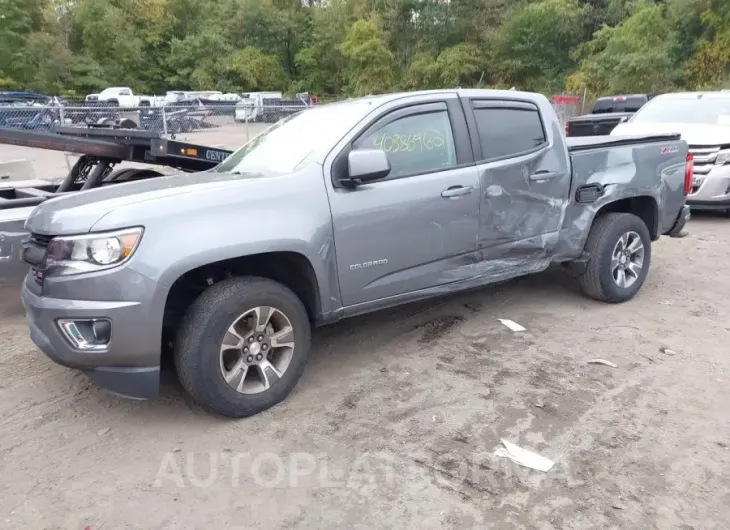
[
  {"xmin": 655, "ymin": 91, "xmax": 730, "ymax": 100},
  {"xmin": 341, "ymin": 88, "xmax": 543, "ymax": 105},
  {"xmin": 595, "ymin": 94, "xmax": 649, "ymax": 100}
]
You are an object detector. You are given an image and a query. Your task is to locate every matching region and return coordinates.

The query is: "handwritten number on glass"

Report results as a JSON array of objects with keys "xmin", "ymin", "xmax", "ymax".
[{"xmin": 371, "ymin": 129, "xmax": 446, "ymax": 153}]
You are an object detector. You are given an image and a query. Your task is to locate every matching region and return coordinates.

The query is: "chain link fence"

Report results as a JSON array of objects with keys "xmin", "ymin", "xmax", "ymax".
[
  {"xmin": 550, "ymin": 96, "xmax": 585, "ymax": 128},
  {"xmin": 0, "ymin": 102, "xmax": 310, "ymax": 136},
  {"xmin": 0, "ymin": 97, "xmax": 585, "ymax": 138}
]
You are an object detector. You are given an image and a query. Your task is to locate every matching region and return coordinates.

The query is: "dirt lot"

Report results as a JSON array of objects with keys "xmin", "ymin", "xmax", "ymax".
[{"xmin": 0, "ymin": 209, "xmax": 729, "ymax": 529}]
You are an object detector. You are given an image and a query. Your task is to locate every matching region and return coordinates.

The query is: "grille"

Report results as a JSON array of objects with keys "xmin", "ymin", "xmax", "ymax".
[
  {"xmin": 688, "ymin": 145, "xmax": 721, "ymax": 194},
  {"xmin": 30, "ymin": 233, "xmax": 53, "ymax": 248},
  {"xmin": 22, "ymin": 233, "xmax": 54, "ymax": 283}
]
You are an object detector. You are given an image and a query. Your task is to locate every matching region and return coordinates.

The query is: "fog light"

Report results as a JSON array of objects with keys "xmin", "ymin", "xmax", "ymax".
[
  {"xmin": 58, "ymin": 318, "xmax": 112, "ymax": 351},
  {"xmin": 92, "ymin": 319, "xmax": 112, "ymax": 343}
]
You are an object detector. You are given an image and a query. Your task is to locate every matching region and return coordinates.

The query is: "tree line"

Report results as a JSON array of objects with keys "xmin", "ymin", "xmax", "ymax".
[{"xmin": 1, "ymin": 0, "xmax": 728, "ymax": 101}]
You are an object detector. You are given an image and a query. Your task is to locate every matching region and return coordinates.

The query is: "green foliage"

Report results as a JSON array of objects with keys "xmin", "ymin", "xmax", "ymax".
[
  {"xmin": 340, "ymin": 19, "xmax": 395, "ymax": 96},
  {"xmin": 490, "ymin": 0, "xmax": 591, "ymax": 93},
  {"xmin": 227, "ymin": 47, "xmax": 289, "ymax": 91},
  {"xmin": 0, "ymin": 0, "xmax": 729, "ymax": 97},
  {"xmin": 685, "ymin": 0, "xmax": 730, "ymax": 88},
  {"xmin": 568, "ymin": 2, "xmax": 684, "ymax": 96},
  {"xmin": 0, "ymin": 0, "xmax": 46, "ymax": 87}
]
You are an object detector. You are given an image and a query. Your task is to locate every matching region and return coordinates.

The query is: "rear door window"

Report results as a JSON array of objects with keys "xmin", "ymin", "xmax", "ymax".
[{"xmin": 471, "ymin": 102, "xmax": 547, "ymax": 161}]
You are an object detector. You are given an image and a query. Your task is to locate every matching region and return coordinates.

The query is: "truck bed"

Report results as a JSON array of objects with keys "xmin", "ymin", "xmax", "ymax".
[
  {"xmin": 555, "ymin": 132, "xmax": 688, "ymax": 262},
  {"xmin": 566, "ymin": 133, "xmax": 681, "ymax": 152}
]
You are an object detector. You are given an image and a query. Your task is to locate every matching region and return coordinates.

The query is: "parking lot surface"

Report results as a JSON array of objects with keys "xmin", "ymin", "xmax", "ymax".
[{"xmin": 1, "ymin": 145, "xmax": 729, "ymax": 527}]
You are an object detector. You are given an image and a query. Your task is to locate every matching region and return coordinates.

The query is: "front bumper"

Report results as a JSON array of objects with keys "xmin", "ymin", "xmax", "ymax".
[
  {"xmin": 687, "ymin": 164, "xmax": 730, "ymax": 208},
  {"xmin": 21, "ymin": 270, "xmax": 164, "ymax": 400}
]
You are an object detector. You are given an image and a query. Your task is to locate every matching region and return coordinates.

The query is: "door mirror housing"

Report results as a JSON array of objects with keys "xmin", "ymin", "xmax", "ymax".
[
  {"xmin": 344, "ymin": 149, "xmax": 391, "ymax": 186},
  {"xmin": 619, "ymin": 115, "xmax": 629, "ymax": 123}
]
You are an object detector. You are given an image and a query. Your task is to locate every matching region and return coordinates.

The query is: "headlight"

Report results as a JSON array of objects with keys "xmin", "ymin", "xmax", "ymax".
[
  {"xmin": 716, "ymin": 150, "xmax": 730, "ymax": 165},
  {"xmin": 45, "ymin": 227, "xmax": 143, "ymax": 277}
]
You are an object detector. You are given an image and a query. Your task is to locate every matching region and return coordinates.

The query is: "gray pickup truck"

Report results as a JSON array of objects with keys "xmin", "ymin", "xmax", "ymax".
[{"xmin": 20, "ymin": 89, "xmax": 691, "ymax": 418}]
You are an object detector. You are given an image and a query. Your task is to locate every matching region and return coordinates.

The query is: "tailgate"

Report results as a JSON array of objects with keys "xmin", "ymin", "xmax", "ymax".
[{"xmin": 566, "ymin": 112, "xmax": 633, "ymax": 137}]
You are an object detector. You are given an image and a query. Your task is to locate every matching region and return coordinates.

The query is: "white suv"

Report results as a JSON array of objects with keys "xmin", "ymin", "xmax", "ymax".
[{"xmin": 612, "ymin": 91, "xmax": 730, "ymax": 215}]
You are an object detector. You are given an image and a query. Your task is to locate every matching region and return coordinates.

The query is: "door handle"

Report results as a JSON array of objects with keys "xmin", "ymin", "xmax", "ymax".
[
  {"xmin": 441, "ymin": 185, "xmax": 474, "ymax": 198},
  {"xmin": 529, "ymin": 171, "xmax": 560, "ymax": 182}
]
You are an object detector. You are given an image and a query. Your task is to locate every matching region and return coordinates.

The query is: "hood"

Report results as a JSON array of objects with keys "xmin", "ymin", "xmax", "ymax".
[
  {"xmin": 25, "ymin": 170, "xmax": 249, "ymax": 235},
  {"xmin": 611, "ymin": 122, "xmax": 730, "ymax": 146}
]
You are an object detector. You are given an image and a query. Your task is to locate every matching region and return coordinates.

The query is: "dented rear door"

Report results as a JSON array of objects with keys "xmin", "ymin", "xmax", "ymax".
[{"xmin": 463, "ymin": 97, "xmax": 571, "ymax": 268}]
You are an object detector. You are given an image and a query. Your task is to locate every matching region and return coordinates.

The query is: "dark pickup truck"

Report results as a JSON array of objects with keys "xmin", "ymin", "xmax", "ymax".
[
  {"xmin": 20, "ymin": 89, "xmax": 691, "ymax": 418},
  {"xmin": 566, "ymin": 94, "xmax": 654, "ymax": 137}
]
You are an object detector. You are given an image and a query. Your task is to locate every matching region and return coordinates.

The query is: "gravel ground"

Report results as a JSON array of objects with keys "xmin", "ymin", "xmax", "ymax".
[{"xmin": 1, "ymin": 209, "xmax": 729, "ymax": 529}]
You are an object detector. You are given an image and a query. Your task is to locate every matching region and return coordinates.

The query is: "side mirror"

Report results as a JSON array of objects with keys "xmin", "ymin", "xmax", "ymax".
[
  {"xmin": 619, "ymin": 116, "xmax": 629, "ymax": 123},
  {"xmin": 345, "ymin": 149, "xmax": 390, "ymax": 185}
]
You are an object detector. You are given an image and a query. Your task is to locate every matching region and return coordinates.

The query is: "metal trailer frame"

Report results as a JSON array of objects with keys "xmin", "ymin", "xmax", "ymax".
[{"xmin": 0, "ymin": 124, "xmax": 233, "ymax": 280}]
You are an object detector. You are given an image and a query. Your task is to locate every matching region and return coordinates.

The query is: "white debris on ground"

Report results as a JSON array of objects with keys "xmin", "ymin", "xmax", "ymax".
[{"xmin": 494, "ymin": 439, "xmax": 555, "ymax": 472}]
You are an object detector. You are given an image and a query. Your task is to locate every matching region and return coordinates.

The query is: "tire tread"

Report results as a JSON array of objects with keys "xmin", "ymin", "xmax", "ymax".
[
  {"xmin": 578, "ymin": 212, "xmax": 651, "ymax": 303},
  {"xmin": 175, "ymin": 276, "xmax": 310, "ymax": 418}
]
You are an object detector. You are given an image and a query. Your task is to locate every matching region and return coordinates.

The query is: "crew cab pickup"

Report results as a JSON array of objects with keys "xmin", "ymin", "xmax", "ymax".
[
  {"xmin": 20, "ymin": 89, "xmax": 691, "ymax": 418},
  {"xmin": 566, "ymin": 94, "xmax": 653, "ymax": 137}
]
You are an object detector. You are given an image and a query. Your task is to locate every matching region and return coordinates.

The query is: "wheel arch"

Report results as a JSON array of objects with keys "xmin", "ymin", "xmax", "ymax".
[
  {"xmin": 592, "ymin": 195, "xmax": 659, "ymax": 239},
  {"xmin": 160, "ymin": 250, "xmax": 325, "ymax": 358},
  {"xmin": 554, "ymin": 194, "xmax": 659, "ymax": 263}
]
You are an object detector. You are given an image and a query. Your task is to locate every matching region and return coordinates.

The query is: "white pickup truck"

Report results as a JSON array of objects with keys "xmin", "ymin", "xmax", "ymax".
[{"xmin": 85, "ymin": 87, "xmax": 159, "ymax": 108}]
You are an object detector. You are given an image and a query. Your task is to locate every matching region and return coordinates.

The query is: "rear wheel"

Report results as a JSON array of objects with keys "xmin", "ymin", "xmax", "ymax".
[
  {"xmin": 175, "ymin": 276, "xmax": 311, "ymax": 418},
  {"xmin": 577, "ymin": 213, "xmax": 652, "ymax": 303}
]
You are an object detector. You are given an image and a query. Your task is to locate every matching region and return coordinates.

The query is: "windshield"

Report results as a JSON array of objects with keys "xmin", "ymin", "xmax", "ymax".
[
  {"xmin": 215, "ymin": 100, "xmax": 375, "ymax": 176},
  {"xmin": 630, "ymin": 96, "xmax": 730, "ymax": 125}
]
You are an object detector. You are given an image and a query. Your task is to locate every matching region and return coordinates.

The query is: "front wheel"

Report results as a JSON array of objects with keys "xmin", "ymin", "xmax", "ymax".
[
  {"xmin": 175, "ymin": 276, "xmax": 311, "ymax": 418},
  {"xmin": 577, "ymin": 213, "xmax": 652, "ymax": 303}
]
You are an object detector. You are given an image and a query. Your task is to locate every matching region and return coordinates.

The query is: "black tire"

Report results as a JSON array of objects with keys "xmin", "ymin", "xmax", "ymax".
[
  {"xmin": 577, "ymin": 213, "xmax": 652, "ymax": 303},
  {"xmin": 175, "ymin": 276, "xmax": 311, "ymax": 418},
  {"xmin": 118, "ymin": 118, "xmax": 138, "ymax": 129},
  {"xmin": 103, "ymin": 168, "xmax": 136, "ymax": 183},
  {"xmin": 119, "ymin": 169, "xmax": 164, "ymax": 182}
]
